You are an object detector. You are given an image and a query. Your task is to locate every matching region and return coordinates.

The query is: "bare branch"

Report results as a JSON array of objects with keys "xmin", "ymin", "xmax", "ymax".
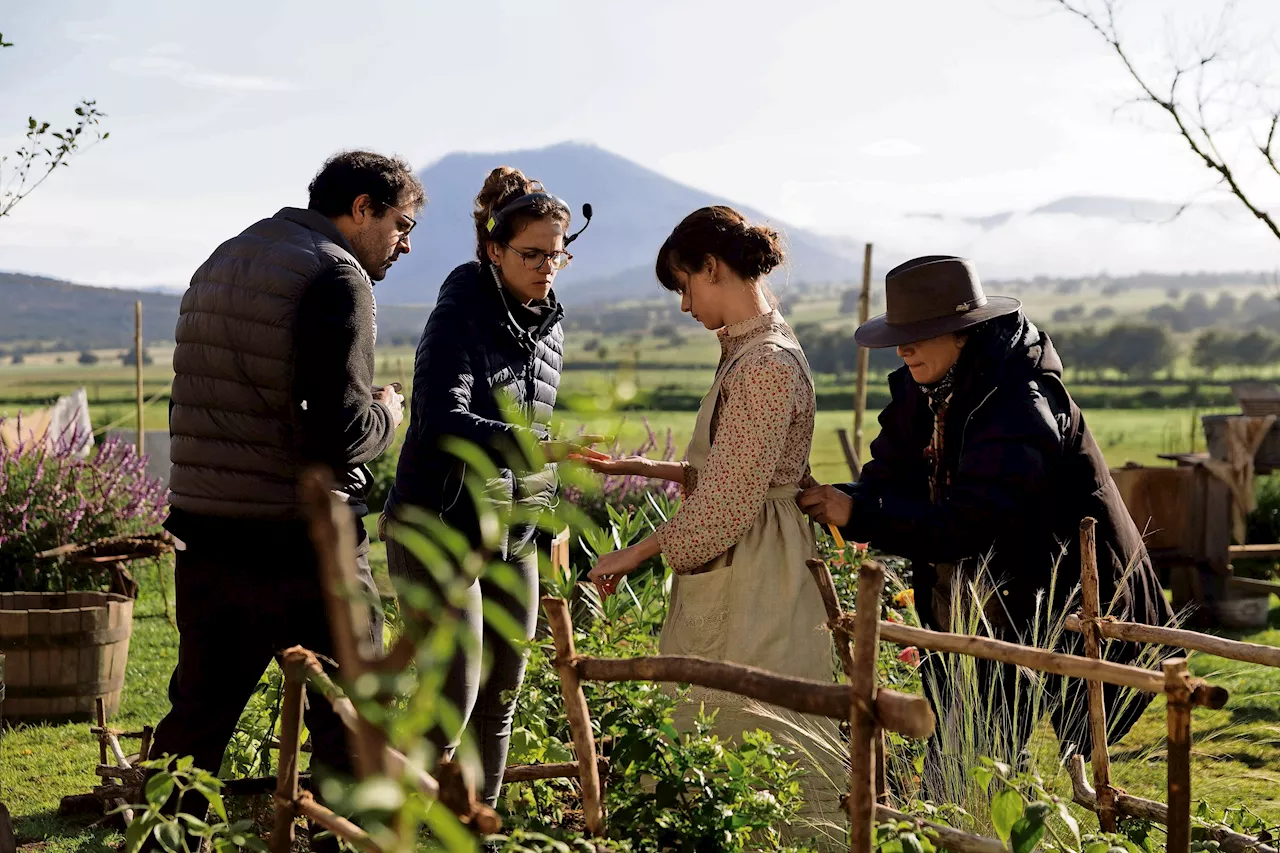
[
  {"xmin": 1, "ymin": 37, "xmax": 109, "ymax": 220},
  {"xmin": 1050, "ymin": 0, "xmax": 1280, "ymax": 243}
]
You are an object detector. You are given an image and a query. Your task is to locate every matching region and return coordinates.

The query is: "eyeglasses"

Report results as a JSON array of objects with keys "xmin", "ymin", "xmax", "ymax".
[
  {"xmin": 380, "ymin": 201, "xmax": 416, "ymax": 240},
  {"xmin": 503, "ymin": 244, "xmax": 572, "ymax": 272}
]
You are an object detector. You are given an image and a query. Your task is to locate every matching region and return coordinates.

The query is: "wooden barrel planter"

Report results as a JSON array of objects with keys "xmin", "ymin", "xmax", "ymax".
[{"xmin": 0, "ymin": 591, "xmax": 133, "ymax": 722}]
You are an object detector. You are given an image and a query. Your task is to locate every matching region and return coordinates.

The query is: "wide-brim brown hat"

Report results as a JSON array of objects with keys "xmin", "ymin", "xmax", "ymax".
[{"xmin": 854, "ymin": 255, "xmax": 1021, "ymax": 349}]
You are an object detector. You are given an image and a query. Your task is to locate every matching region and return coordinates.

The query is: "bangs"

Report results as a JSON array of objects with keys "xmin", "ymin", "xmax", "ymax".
[{"xmin": 654, "ymin": 235, "xmax": 687, "ymax": 292}]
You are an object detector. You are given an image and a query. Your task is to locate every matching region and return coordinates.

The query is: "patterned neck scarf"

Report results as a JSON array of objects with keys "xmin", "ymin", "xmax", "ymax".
[{"xmin": 920, "ymin": 363, "xmax": 959, "ymax": 503}]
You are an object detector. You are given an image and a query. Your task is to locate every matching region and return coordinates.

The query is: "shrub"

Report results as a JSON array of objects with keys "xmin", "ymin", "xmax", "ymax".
[{"xmin": 0, "ymin": 422, "xmax": 167, "ymax": 591}]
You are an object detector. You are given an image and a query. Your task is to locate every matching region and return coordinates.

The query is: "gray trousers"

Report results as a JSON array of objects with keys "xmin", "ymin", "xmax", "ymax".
[{"xmin": 385, "ymin": 530, "xmax": 539, "ymax": 806}]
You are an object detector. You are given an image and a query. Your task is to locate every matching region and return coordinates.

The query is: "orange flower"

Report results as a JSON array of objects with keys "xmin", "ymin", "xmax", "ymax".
[{"xmin": 893, "ymin": 589, "xmax": 915, "ymax": 608}]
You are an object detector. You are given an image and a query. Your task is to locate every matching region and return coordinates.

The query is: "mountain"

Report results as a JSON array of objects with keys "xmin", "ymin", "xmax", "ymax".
[
  {"xmin": 0, "ymin": 273, "xmax": 182, "ymax": 349},
  {"xmin": 375, "ymin": 142, "xmax": 862, "ymax": 305}
]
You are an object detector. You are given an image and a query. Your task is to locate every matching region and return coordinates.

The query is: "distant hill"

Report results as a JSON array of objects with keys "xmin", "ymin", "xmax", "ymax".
[
  {"xmin": 909, "ymin": 194, "xmax": 1244, "ymax": 230},
  {"xmin": 376, "ymin": 142, "xmax": 863, "ymax": 305},
  {"xmin": 0, "ymin": 273, "xmax": 181, "ymax": 349}
]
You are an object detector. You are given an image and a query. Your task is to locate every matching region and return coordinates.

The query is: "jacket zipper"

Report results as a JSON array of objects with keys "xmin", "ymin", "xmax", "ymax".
[{"xmin": 960, "ymin": 386, "xmax": 999, "ymax": 453}]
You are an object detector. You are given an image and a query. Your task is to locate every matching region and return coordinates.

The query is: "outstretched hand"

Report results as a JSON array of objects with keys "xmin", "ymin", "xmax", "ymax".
[
  {"xmin": 542, "ymin": 440, "xmax": 611, "ymax": 463},
  {"xmin": 567, "ymin": 454, "xmax": 650, "ymax": 476}
]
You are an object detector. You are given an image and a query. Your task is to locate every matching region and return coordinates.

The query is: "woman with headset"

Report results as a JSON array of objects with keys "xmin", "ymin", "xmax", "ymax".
[{"xmin": 382, "ymin": 166, "xmax": 598, "ymax": 806}]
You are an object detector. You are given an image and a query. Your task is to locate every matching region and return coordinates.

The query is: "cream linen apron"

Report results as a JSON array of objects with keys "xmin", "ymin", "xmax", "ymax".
[{"xmin": 658, "ymin": 331, "xmax": 843, "ymax": 839}]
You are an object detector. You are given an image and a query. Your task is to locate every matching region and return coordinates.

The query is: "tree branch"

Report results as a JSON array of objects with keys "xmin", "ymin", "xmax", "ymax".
[{"xmin": 1051, "ymin": 0, "xmax": 1280, "ymax": 243}]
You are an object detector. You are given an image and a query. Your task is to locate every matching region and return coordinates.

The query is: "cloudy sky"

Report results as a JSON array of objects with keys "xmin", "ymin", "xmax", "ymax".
[{"xmin": 2, "ymin": 0, "xmax": 1278, "ymax": 286}]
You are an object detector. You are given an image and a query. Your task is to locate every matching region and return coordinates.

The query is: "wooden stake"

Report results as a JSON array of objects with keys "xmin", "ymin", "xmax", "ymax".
[
  {"xmin": 301, "ymin": 468, "xmax": 385, "ymax": 778},
  {"xmin": 542, "ymin": 597, "xmax": 604, "ymax": 837},
  {"xmin": 1078, "ymin": 518, "xmax": 1116, "ymax": 831},
  {"xmin": 849, "ymin": 561, "xmax": 885, "ymax": 853},
  {"xmin": 270, "ymin": 668, "xmax": 306, "ymax": 853},
  {"xmin": 95, "ymin": 697, "xmax": 108, "ymax": 767},
  {"xmin": 1165, "ymin": 659, "xmax": 1193, "ymax": 853},
  {"xmin": 853, "ymin": 243, "xmax": 873, "ymax": 462},
  {"xmin": 138, "ymin": 725, "xmax": 153, "ymax": 764},
  {"xmin": 806, "ymin": 559, "xmax": 889, "ymax": 803},
  {"xmin": 134, "ymin": 301, "xmax": 143, "ymax": 455},
  {"xmin": 806, "ymin": 559, "xmax": 856, "ymax": 680},
  {"xmin": 836, "ymin": 428, "xmax": 862, "ymax": 480}
]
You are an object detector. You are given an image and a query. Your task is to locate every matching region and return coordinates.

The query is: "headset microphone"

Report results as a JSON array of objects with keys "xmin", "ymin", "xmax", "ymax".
[{"xmin": 564, "ymin": 202, "xmax": 593, "ymax": 246}]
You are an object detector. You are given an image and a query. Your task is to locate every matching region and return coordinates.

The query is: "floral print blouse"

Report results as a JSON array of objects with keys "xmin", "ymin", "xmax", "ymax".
[{"xmin": 655, "ymin": 311, "xmax": 816, "ymax": 572}]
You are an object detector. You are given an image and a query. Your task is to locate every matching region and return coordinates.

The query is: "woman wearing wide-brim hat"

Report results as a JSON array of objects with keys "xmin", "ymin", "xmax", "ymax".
[{"xmin": 798, "ymin": 255, "xmax": 1173, "ymax": 783}]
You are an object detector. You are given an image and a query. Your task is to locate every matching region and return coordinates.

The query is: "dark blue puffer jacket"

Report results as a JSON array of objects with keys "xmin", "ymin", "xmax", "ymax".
[{"xmin": 387, "ymin": 261, "xmax": 564, "ymax": 542}]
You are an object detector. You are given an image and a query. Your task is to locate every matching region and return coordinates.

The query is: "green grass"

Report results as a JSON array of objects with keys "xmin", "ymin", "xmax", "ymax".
[
  {"xmin": 559, "ymin": 407, "xmax": 1222, "ymax": 485},
  {"xmin": 2, "ymin": 560, "xmax": 180, "ymax": 853}
]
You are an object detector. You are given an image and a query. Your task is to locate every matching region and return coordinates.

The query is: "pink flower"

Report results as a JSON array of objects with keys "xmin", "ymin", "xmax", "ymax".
[{"xmin": 897, "ymin": 647, "xmax": 921, "ymax": 667}]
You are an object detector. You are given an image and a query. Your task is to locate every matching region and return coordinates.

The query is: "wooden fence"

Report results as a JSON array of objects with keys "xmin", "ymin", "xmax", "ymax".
[
  {"xmin": 261, "ymin": 477, "xmax": 1276, "ymax": 853},
  {"xmin": 805, "ymin": 517, "xmax": 1280, "ymax": 853}
]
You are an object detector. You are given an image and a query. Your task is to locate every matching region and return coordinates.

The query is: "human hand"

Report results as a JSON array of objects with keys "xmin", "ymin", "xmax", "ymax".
[
  {"xmin": 542, "ymin": 440, "xmax": 610, "ymax": 463},
  {"xmin": 567, "ymin": 454, "xmax": 652, "ymax": 476},
  {"xmin": 587, "ymin": 547, "xmax": 645, "ymax": 597},
  {"xmin": 796, "ymin": 485, "xmax": 854, "ymax": 528},
  {"xmin": 373, "ymin": 385, "xmax": 405, "ymax": 429}
]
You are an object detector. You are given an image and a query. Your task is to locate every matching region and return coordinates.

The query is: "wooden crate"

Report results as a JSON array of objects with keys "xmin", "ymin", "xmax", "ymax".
[
  {"xmin": 0, "ymin": 591, "xmax": 133, "ymax": 722},
  {"xmin": 1111, "ymin": 463, "xmax": 1232, "ymax": 572}
]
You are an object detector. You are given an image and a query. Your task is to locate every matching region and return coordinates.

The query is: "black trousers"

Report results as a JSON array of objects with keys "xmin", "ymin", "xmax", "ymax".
[{"xmin": 148, "ymin": 521, "xmax": 383, "ymax": 843}]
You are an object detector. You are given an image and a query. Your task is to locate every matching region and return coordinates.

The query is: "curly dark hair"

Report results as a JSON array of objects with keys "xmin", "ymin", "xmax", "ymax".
[
  {"xmin": 307, "ymin": 150, "xmax": 426, "ymax": 219},
  {"xmin": 472, "ymin": 166, "xmax": 571, "ymax": 264},
  {"xmin": 655, "ymin": 205, "xmax": 786, "ymax": 291}
]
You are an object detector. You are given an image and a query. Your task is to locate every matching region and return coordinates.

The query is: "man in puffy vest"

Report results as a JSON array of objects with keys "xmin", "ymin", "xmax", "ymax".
[{"xmin": 150, "ymin": 151, "xmax": 423, "ymax": 839}]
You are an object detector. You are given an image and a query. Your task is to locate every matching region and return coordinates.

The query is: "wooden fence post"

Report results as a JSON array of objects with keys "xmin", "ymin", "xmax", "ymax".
[
  {"xmin": 808, "ymin": 558, "xmax": 887, "ymax": 803},
  {"xmin": 270, "ymin": 667, "xmax": 306, "ymax": 853},
  {"xmin": 853, "ymin": 243, "xmax": 873, "ymax": 463},
  {"xmin": 850, "ymin": 561, "xmax": 885, "ymax": 853},
  {"xmin": 301, "ymin": 469, "xmax": 386, "ymax": 779},
  {"xmin": 1079, "ymin": 517, "xmax": 1117, "ymax": 831},
  {"xmin": 1164, "ymin": 658, "xmax": 1193, "ymax": 853},
  {"xmin": 542, "ymin": 597, "xmax": 604, "ymax": 837},
  {"xmin": 134, "ymin": 301, "xmax": 144, "ymax": 456}
]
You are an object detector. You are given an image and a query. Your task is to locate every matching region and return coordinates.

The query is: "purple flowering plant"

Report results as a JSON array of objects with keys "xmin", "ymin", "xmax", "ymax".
[{"xmin": 1, "ymin": 414, "xmax": 168, "ymax": 592}]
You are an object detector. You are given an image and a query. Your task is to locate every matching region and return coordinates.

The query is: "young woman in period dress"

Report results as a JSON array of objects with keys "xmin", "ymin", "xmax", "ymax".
[{"xmin": 582, "ymin": 206, "xmax": 833, "ymax": 741}]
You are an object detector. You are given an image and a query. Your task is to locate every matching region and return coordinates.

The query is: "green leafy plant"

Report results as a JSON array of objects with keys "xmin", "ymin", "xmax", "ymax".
[{"xmin": 122, "ymin": 758, "xmax": 266, "ymax": 853}]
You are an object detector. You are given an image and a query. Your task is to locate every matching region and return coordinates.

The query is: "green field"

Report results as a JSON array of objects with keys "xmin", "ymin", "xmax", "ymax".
[{"xmin": 0, "ymin": 340, "xmax": 1238, "ymax": 485}]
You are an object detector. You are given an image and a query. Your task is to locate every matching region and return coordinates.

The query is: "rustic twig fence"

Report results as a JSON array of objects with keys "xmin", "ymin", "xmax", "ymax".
[
  {"xmin": 800, "ymin": 516, "xmax": 1280, "ymax": 853},
  {"xmin": 204, "ymin": 477, "xmax": 1278, "ymax": 853}
]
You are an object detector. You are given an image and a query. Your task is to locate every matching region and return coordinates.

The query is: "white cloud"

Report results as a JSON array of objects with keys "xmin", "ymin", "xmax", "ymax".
[
  {"xmin": 856, "ymin": 138, "xmax": 926, "ymax": 158},
  {"xmin": 109, "ymin": 55, "xmax": 297, "ymax": 92}
]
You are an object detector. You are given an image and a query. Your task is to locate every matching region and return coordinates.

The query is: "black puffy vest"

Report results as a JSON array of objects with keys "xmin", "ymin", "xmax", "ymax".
[{"xmin": 168, "ymin": 208, "xmax": 373, "ymax": 520}]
